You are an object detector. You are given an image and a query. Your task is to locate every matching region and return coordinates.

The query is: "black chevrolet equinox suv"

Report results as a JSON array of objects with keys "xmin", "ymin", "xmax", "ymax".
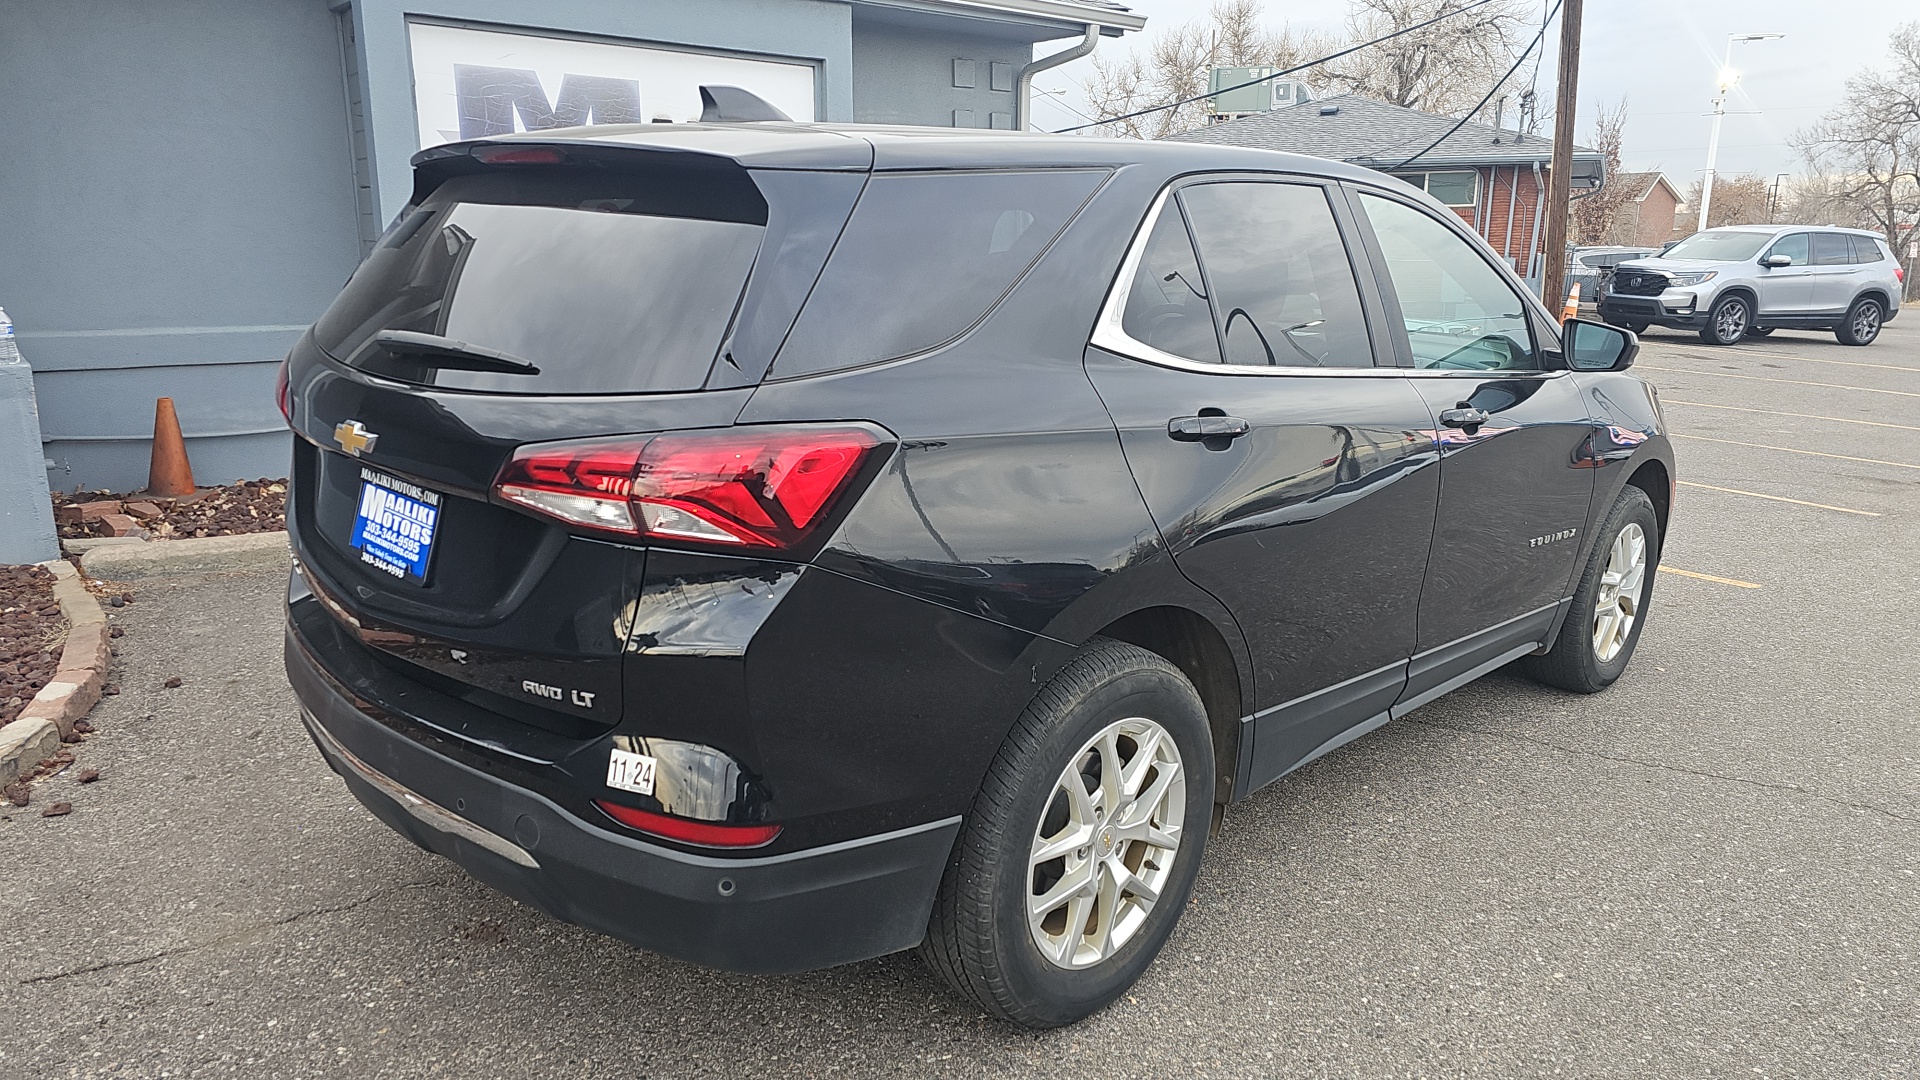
[{"xmin": 283, "ymin": 96, "xmax": 1673, "ymax": 1028}]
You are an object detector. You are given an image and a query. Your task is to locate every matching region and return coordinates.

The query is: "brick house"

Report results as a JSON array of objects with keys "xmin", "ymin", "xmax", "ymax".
[
  {"xmin": 1605, "ymin": 171, "xmax": 1682, "ymax": 247},
  {"xmin": 1167, "ymin": 93, "xmax": 1605, "ymax": 280}
]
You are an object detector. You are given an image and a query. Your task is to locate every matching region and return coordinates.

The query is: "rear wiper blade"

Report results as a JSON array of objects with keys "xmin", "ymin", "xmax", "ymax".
[{"xmin": 373, "ymin": 330, "xmax": 541, "ymax": 375}]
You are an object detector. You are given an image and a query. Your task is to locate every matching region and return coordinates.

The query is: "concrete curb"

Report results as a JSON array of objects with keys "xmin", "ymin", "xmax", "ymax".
[
  {"xmin": 0, "ymin": 560, "xmax": 110, "ymax": 790},
  {"xmin": 77, "ymin": 530, "xmax": 289, "ymax": 580}
]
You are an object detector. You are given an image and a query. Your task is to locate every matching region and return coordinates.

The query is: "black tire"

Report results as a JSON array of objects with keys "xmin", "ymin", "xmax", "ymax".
[
  {"xmin": 1520, "ymin": 486, "xmax": 1661, "ymax": 694},
  {"xmin": 1745, "ymin": 326, "xmax": 1775, "ymax": 338},
  {"xmin": 1835, "ymin": 297, "xmax": 1884, "ymax": 346},
  {"xmin": 1698, "ymin": 293, "xmax": 1750, "ymax": 345},
  {"xmin": 920, "ymin": 638, "xmax": 1214, "ymax": 1028}
]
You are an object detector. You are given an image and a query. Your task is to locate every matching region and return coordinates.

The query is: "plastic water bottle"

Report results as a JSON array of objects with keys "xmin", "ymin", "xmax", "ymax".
[{"xmin": 0, "ymin": 306, "xmax": 17, "ymax": 363}]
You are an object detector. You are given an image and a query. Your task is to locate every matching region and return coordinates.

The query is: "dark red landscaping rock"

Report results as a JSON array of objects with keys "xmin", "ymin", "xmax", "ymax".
[
  {"xmin": 51, "ymin": 480, "xmax": 286, "ymax": 541},
  {"xmin": 123, "ymin": 500, "xmax": 163, "ymax": 520},
  {"xmin": 74, "ymin": 500, "xmax": 122, "ymax": 523},
  {"xmin": 40, "ymin": 801, "xmax": 72, "ymax": 817},
  {"xmin": 0, "ymin": 563, "xmax": 63, "ymax": 730},
  {"xmin": 75, "ymin": 767, "xmax": 100, "ymax": 783},
  {"xmin": 3, "ymin": 782, "xmax": 28, "ymax": 806},
  {"xmin": 162, "ymin": 676, "xmax": 182, "ymax": 689},
  {"xmin": 96, "ymin": 513, "xmax": 145, "ymax": 538}
]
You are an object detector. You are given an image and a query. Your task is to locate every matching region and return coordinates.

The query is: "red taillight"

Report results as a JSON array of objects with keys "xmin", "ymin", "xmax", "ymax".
[
  {"xmin": 594, "ymin": 800, "xmax": 781, "ymax": 848},
  {"xmin": 472, "ymin": 145, "xmax": 566, "ymax": 165},
  {"xmin": 494, "ymin": 425, "xmax": 884, "ymax": 551},
  {"xmin": 1897, "ymin": 266, "xmax": 1906, "ymax": 284},
  {"xmin": 275, "ymin": 359, "xmax": 292, "ymax": 424}
]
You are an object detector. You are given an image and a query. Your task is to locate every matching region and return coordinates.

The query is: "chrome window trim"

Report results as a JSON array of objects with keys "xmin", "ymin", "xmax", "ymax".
[{"xmin": 1091, "ymin": 184, "xmax": 1410, "ymax": 379}]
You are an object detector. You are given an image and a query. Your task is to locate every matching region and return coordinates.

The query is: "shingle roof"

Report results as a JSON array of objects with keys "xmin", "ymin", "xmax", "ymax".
[
  {"xmin": 1165, "ymin": 93, "xmax": 1599, "ymax": 169},
  {"xmin": 1611, "ymin": 170, "xmax": 1678, "ymax": 202}
]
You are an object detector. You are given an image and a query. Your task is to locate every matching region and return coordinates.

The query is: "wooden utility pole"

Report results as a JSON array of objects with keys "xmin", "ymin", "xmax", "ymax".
[{"xmin": 1539, "ymin": 0, "xmax": 1583, "ymax": 314}]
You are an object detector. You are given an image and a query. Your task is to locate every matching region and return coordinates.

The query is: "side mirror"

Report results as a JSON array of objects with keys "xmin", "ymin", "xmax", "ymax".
[
  {"xmin": 1762, "ymin": 254, "xmax": 1792, "ymax": 268},
  {"xmin": 1563, "ymin": 318, "xmax": 1638, "ymax": 372}
]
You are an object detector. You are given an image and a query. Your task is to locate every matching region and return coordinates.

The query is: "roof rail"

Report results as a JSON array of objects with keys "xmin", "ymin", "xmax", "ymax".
[{"xmin": 699, "ymin": 85, "xmax": 792, "ymax": 123}]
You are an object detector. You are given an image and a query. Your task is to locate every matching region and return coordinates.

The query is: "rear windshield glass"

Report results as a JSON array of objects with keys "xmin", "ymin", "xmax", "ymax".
[
  {"xmin": 1660, "ymin": 231, "xmax": 1771, "ymax": 262},
  {"xmin": 770, "ymin": 169, "xmax": 1108, "ymax": 378},
  {"xmin": 312, "ymin": 171, "xmax": 765, "ymax": 394}
]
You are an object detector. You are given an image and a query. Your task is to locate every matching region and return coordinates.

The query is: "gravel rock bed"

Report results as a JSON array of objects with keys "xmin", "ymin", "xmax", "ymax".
[
  {"xmin": 0, "ymin": 564, "xmax": 63, "ymax": 728},
  {"xmin": 52, "ymin": 479, "xmax": 287, "ymax": 540}
]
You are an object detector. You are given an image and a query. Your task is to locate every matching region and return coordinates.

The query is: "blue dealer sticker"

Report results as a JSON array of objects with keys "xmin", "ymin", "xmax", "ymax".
[{"xmin": 348, "ymin": 468, "xmax": 441, "ymax": 584}]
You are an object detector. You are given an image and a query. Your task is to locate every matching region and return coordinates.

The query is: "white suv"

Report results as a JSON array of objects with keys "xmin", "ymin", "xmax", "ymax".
[{"xmin": 1599, "ymin": 225, "xmax": 1904, "ymax": 346}]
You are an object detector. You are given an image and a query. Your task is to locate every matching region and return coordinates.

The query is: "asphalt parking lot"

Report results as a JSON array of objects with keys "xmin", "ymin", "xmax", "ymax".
[{"xmin": 4, "ymin": 314, "xmax": 1917, "ymax": 1079}]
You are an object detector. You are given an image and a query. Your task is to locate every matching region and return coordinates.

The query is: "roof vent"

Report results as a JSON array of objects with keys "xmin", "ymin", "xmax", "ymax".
[
  {"xmin": 699, "ymin": 85, "xmax": 792, "ymax": 123},
  {"xmin": 1318, "ymin": 104, "xmax": 1341, "ymax": 116}
]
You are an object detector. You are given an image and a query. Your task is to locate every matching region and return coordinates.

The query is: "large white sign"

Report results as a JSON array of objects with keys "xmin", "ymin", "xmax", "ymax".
[{"xmin": 408, "ymin": 23, "xmax": 817, "ymax": 148}]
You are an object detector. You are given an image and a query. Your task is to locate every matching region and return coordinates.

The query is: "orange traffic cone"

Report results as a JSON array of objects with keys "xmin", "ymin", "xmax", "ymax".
[
  {"xmin": 147, "ymin": 397, "xmax": 196, "ymax": 497},
  {"xmin": 1561, "ymin": 282, "xmax": 1582, "ymax": 324}
]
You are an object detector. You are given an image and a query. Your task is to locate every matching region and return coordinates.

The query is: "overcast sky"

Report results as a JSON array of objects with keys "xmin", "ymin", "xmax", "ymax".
[{"xmin": 1031, "ymin": 0, "xmax": 1916, "ymax": 188}]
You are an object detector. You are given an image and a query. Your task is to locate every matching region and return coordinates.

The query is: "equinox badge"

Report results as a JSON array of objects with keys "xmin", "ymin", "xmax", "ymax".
[{"xmin": 333, "ymin": 420, "xmax": 379, "ymax": 457}]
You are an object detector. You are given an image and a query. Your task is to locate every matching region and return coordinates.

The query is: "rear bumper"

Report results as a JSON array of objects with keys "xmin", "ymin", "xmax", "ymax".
[{"xmin": 287, "ymin": 624, "xmax": 960, "ymax": 974}]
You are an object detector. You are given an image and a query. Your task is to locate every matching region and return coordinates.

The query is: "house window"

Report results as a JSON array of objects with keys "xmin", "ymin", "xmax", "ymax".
[{"xmin": 1392, "ymin": 170, "xmax": 1479, "ymax": 208}]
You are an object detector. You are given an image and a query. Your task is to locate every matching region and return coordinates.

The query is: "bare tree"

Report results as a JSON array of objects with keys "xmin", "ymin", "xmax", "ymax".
[
  {"xmin": 1792, "ymin": 20, "xmax": 1920, "ymax": 285},
  {"xmin": 1776, "ymin": 173, "xmax": 1879, "ymax": 228},
  {"xmin": 1681, "ymin": 174, "xmax": 1773, "ymax": 230},
  {"xmin": 1571, "ymin": 98, "xmax": 1630, "ymax": 245},
  {"xmin": 1082, "ymin": 0, "xmax": 1535, "ymax": 137}
]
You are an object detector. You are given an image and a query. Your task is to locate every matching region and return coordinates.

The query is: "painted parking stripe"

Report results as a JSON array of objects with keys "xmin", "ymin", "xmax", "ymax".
[
  {"xmin": 1677, "ymin": 480, "xmax": 1881, "ymax": 517},
  {"xmin": 1661, "ymin": 400, "xmax": 1920, "ymax": 433},
  {"xmin": 1670, "ymin": 433, "xmax": 1920, "ymax": 470},
  {"xmin": 1658, "ymin": 565, "xmax": 1763, "ymax": 589},
  {"xmin": 1636, "ymin": 365, "xmax": 1920, "ymax": 399},
  {"xmin": 1665, "ymin": 347, "xmax": 1920, "ymax": 375}
]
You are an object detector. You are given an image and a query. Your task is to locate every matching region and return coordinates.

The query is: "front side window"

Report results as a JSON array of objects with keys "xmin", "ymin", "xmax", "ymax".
[
  {"xmin": 1812, "ymin": 232, "xmax": 1853, "ymax": 266},
  {"xmin": 1357, "ymin": 191, "xmax": 1537, "ymax": 371},
  {"xmin": 1765, "ymin": 233, "xmax": 1809, "ymax": 266},
  {"xmin": 1118, "ymin": 204, "xmax": 1221, "ymax": 364},
  {"xmin": 1179, "ymin": 182, "xmax": 1373, "ymax": 368}
]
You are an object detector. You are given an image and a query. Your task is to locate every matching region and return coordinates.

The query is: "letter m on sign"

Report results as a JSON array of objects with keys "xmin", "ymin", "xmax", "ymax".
[{"xmin": 454, "ymin": 66, "xmax": 643, "ymax": 138}]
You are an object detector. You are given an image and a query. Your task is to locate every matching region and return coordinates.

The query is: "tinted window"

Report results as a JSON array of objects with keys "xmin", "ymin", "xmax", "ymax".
[
  {"xmin": 773, "ymin": 169, "xmax": 1107, "ymax": 377},
  {"xmin": 1120, "ymin": 204, "xmax": 1221, "ymax": 363},
  {"xmin": 1812, "ymin": 232, "xmax": 1853, "ymax": 266},
  {"xmin": 1358, "ymin": 192, "xmax": 1536, "ymax": 371},
  {"xmin": 1850, "ymin": 235, "xmax": 1886, "ymax": 264},
  {"xmin": 1180, "ymin": 182, "xmax": 1373, "ymax": 368},
  {"xmin": 313, "ymin": 171, "xmax": 765, "ymax": 394},
  {"xmin": 1662, "ymin": 231, "xmax": 1772, "ymax": 261},
  {"xmin": 1765, "ymin": 233, "xmax": 1809, "ymax": 266}
]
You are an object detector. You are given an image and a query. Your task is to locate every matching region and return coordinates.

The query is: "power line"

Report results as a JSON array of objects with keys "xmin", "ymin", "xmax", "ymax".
[
  {"xmin": 1053, "ymin": 0, "xmax": 1504, "ymax": 134},
  {"xmin": 1394, "ymin": 0, "xmax": 1561, "ymax": 169}
]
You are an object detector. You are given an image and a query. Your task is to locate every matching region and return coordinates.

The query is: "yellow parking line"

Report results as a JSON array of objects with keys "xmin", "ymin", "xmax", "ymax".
[
  {"xmin": 1661, "ymin": 400, "xmax": 1920, "ymax": 433},
  {"xmin": 1637, "ymin": 365, "xmax": 1920, "ymax": 399},
  {"xmin": 1670, "ymin": 433, "xmax": 1920, "ymax": 470},
  {"xmin": 1659, "ymin": 565, "xmax": 1763, "ymax": 589},
  {"xmin": 1677, "ymin": 480, "xmax": 1881, "ymax": 517},
  {"xmin": 1666, "ymin": 347, "xmax": 1920, "ymax": 374}
]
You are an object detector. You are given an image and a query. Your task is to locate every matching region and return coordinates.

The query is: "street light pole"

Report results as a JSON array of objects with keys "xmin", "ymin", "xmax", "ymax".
[{"xmin": 1697, "ymin": 32, "xmax": 1784, "ymax": 233}]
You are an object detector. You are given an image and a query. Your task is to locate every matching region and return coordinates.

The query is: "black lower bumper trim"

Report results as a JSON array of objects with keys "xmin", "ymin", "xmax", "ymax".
[{"xmin": 288, "ymin": 626, "xmax": 961, "ymax": 974}]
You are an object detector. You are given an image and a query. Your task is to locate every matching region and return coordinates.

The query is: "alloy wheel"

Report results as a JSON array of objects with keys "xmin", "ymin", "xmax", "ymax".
[
  {"xmin": 1027, "ymin": 716, "xmax": 1185, "ymax": 970},
  {"xmin": 1714, "ymin": 299, "xmax": 1748, "ymax": 343},
  {"xmin": 1852, "ymin": 303, "xmax": 1881, "ymax": 341},
  {"xmin": 1592, "ymin": 522, "xmax": 1648, "ymax": 663}
]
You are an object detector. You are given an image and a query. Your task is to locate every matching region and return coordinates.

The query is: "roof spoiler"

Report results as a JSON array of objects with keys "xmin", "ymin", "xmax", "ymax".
[{"xmin": 699, "ymin": 85, "xmax": 792, "ymax": 123}]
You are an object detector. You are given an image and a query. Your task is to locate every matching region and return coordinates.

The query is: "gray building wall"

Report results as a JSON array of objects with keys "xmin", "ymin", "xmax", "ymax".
[
  {"xmin": 2, "ymin": 0, "xmax": 361, "ymax": 493},
  {"xmin": 851, "ymin": 8, "xmax": 1030, "ymax": 128}
]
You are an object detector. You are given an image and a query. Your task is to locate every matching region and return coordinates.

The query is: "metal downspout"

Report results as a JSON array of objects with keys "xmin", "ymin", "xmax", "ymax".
[
  {"xmin": 1015, "ymin": 24, "xmax": 1100, "ymax": 131},
  {"xmin": 1528, "ymin": 160, "xmax": 1548, "ymax": 284}
]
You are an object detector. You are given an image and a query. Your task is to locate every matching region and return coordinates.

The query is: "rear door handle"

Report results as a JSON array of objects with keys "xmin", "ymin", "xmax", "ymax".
[
  {"xmin": 1168, "ymin": 415, "xmax": 1251, "ymax": 442},
  {"xmin": 1438, "ymin": 405, "xmax": 1490, "ymax": 434}
]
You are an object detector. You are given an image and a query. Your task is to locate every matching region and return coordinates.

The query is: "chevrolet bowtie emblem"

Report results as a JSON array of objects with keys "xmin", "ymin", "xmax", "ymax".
[{"xmin": 333, "ymin": 420, "xmax": 378, "ymax": 457}]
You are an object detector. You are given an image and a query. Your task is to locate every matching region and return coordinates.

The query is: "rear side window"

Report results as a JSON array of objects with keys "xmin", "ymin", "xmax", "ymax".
[
  {"xmin": 1120, "ymin": 204, "xmax": 1221, "ymax": 364},
  {"xmin": 1850, "ymin": 235, "xmax": 1886, "ymax": 264},
  {"xmin": 770, "ymin": 169, "xmax": 1107, "ymax": 378},
  {"xmin": 1180, "ymin": 182, "xmax": 1373, "ymax": 368},
  {"xmin": 313, "ymin": 170, "xmax": 765, "ymax": 394},
  {"xmin": 1812, "ymin": 233, "xmax": 1853, "ymax": 266}
]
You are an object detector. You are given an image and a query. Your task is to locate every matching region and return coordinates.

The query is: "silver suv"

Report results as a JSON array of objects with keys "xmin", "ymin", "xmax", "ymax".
[{"xmin": 1599, "ymin": 225, "xmax": 1904, "ymax": 346}]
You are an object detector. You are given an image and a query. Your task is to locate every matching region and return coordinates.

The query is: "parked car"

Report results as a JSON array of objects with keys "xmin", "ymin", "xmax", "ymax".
[
  {"xmin": 1600, "ymin": 224, "xmax": 1904, "ymax": 345},
  {"xmin": 281, "ymin": 94, "xmax": 1674, "ymax": 1029},
  {"xmin": 1566, "ymin": 245, "xmax": 1659, "ymax": 303}
]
